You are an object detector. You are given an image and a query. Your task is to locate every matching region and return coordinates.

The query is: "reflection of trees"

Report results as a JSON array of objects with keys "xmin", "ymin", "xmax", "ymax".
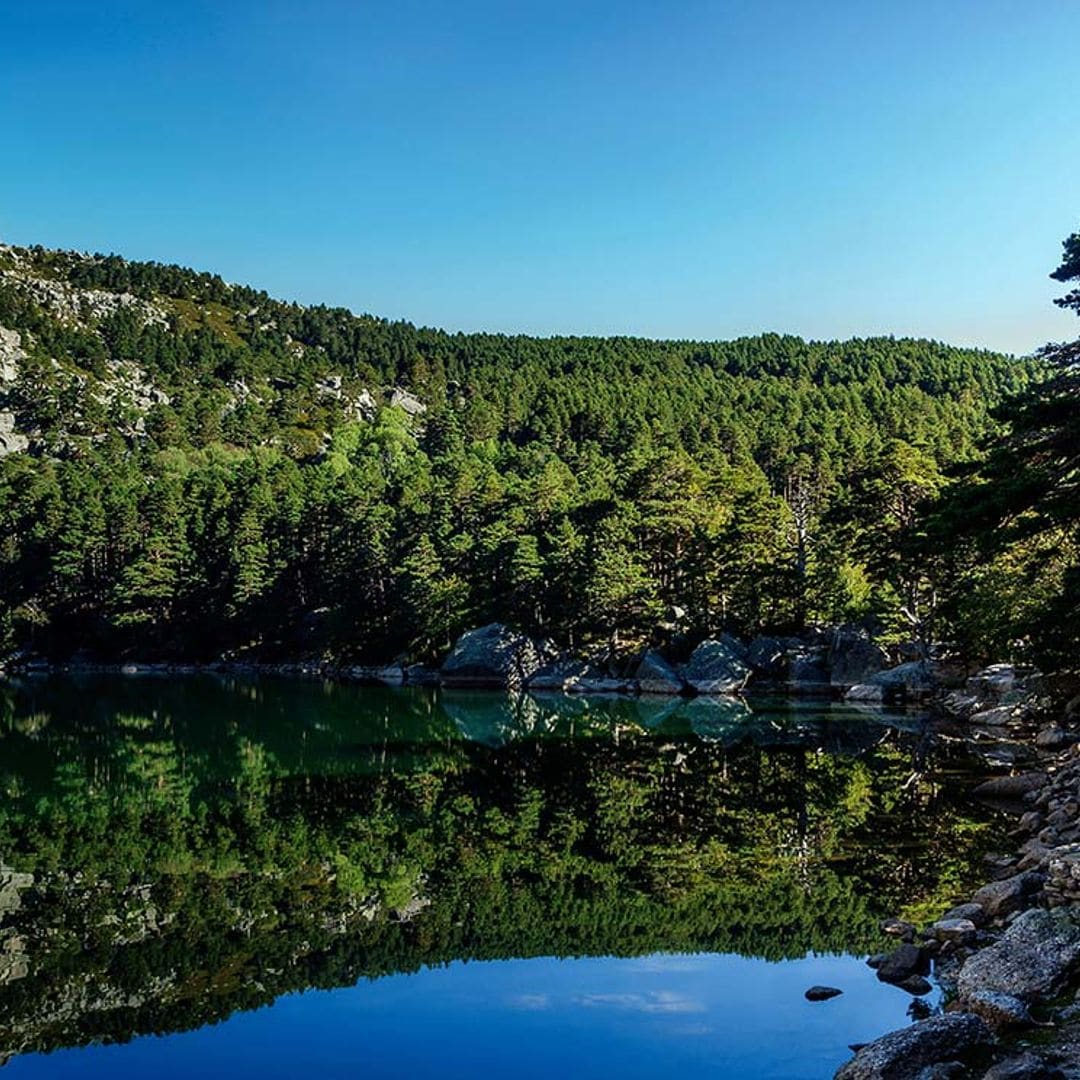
[{"xmin": 0, "ymin": 677, "xmax": 1002, "ymax": 1059}]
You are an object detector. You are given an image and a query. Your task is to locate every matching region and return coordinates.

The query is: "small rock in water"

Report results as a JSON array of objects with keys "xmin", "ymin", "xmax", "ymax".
[
  {"xmin": 896, "ymin": 973, "xmax": 933, "ymax": 995},
  {"xmin": 876, "ymin": 943, "xmax": 930, "ymax": 984},
  {"xmin": 804, "ymin": 985, "xmax": 842, "ymax": 1001}
]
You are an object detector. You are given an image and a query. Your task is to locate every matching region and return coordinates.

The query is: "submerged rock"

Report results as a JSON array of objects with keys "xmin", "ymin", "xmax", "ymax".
[{"xmin": 834, "ymin": 1013, "xmax": 992, "ymax": 1080}]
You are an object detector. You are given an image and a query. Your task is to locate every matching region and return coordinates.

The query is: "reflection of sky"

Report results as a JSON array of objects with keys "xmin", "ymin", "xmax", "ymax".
[{"xmin": 7, "ymin": 951, "xmax": 932, "ymax": 1080}]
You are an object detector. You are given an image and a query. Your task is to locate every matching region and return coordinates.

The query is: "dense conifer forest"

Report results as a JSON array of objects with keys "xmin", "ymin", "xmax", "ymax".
[{"xmin": 0, "ymin": 233, "xmax": 1074, "ymax": 666}]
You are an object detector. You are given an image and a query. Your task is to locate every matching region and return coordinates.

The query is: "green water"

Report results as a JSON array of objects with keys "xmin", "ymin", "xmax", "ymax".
[{"xmin": 0, "ymin": 675, "xmax": 1001, "ymax": 1077}]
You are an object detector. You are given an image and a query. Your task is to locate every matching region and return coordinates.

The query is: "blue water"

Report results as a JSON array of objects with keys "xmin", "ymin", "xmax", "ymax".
[
  {"xmin": 4, "ymin": 952, "xmax": 925, "ymax": 1080},
  {"xmin": 0, "ymin": 676, "xmax": 1000, "ymax": 1079}
]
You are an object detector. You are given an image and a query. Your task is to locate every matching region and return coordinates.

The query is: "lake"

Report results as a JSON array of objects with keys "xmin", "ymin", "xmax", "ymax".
[{"xmin": 0, "ymin": 676, "xmax": 1003, "ymax": 1078}]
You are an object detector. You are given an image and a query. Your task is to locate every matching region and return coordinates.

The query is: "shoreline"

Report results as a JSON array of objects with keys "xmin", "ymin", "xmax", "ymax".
[{"xmin": 836, "ymin": 677, "xmax": 1080, "ymax": 1079}]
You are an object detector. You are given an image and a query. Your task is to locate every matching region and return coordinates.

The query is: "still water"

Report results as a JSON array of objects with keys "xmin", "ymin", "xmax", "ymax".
[{"xmin": 0, "ymin": 676, "xmax": 1002, "ymax": 1078}]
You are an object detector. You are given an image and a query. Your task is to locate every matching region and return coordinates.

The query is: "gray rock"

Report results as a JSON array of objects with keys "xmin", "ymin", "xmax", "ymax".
[
  {"xmin": 967, "ymin": 664, "xmax": 1018, "ymax": 701},
  {"xmin": 440, "ymin": 624, "xmax": 548, "ymax": 689},
  {"xmin": 805, "ymin": 985, "xmax": 843, "ymax": 1001},
  {"xmin": 942, "ymin": 903, "xmax": 987, "ymax": 928},
  {"xmin": 958, "ymin": 908, "xmax": 1080, "ymax": 1004},
  {"xmin": 745, "ymin": 635, "xmax": 791, "ymax": 677},
  {"xmin": 971, "ymin": 706, "xmax": 1020, "ymax": 727},
  {"xmin": 846, "ymin": 661, "xmax": 937, "ymax": 702},
  {"xmin": 388, "ymin": 387, "xmax": 426, "ymax": 416},
  {"xmin": 834, "ymin": 1013, "xmax": 992, "ymax": 1080},
  {"xmin": 679, "ymin": 638, "xmax": 750, "ymax": 694},
  {"xmin": 830, "ymin": 634, "xmax": 886, "ymax": 687},
  {"xmin": 970, "ymin": 872, "xmax": 1044, "ymax": 917},
  {"xmin": 634, "ymin": 649, "xmax": 685, "ymax": 695},
  {"xmin": 787, "ymin": 647, "xmax": 830, "ymax": 688},
  {"xmin": 930, "ymin": 918, "xmax": 978, "ymax": 943},
  {"xmin": 964, "ymin": 989, "xmax": 1033, "ymax": 1028},
  {"xmin": 1036, "ymin": 727, "xmax": 1079, "ymax": 751},
  {"xmin": 972, "ymin": 774, "xmax": 1049, "ymax": 801},
  {"xmin": 897, "ymin": 974, "xmax": 933, "ymax": 995},
  {"xmin": 877, "ymin": 943, "xmax": 930, "ymax": 983},
  {"xmin": 981, "ymin": 1051, "xmax": 1062, "ymax": 1079}
]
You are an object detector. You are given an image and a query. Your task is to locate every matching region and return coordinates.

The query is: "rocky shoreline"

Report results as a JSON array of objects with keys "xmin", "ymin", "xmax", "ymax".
[
  {"xmin": 0, "ymin": 620, "xmax": 957, "ymax": 704},
  {"xmin": 833, "ymin": 670, "xmax": 1080, "ymax": 1080}
]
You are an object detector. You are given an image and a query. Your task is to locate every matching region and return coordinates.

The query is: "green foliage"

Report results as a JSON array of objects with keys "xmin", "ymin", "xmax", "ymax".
[
  {"xmin": 930, "ymin": 226, "xmax": 1080, "ymax": 664},
  {"xmin": 0, "ymin": 244, "xmax": 1034, "ymax": 660}
]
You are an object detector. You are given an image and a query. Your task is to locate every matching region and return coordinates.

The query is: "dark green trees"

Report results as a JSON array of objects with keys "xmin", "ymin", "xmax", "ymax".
[{"xmin": 933, "ymin": 227, "xmax": 1080, "ymax": 664}]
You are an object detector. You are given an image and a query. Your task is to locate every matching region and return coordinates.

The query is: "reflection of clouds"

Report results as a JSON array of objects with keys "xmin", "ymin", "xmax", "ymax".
[
  {"xmin": 669, "ymin": 1023, "xmax": 713, "ymax": 1037},
  {"xmin": 575, "ymin": 991, "xmax": 705, "ymax": 1015},
  {"xmin": 508, "ymin": 993, "xmax": 550, "ymax": 1011}
]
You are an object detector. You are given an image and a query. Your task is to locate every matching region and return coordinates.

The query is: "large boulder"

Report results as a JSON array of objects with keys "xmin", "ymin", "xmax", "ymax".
[
  {"xmin": 679, "ymin": 638, "xmax": 751, "ymax": 694},
  {"xmin": 970, "ymin": 871, "xmax": 1044, "ymax": 917},
  {"xmin": 440, "ymin": 624, "xmax": 548, "ymax": 689},
  {"xmin": 834, "ymin": 1013, "xmax": 992, "ymax": 1080},
  {"xmin": 958, "ymin": 908, "xmax": 1080, "ymax": 1005},
  {"xmin": 845, "ymin": 661, "xmax": 937, "ymax": 703},
  {"xmin": 829, "ymin": 633, "xmax": 887, "ymax": 688},
  {"xmin": 634, "ymin": 649, "xmax": 685, "ymax": 695},
  {"xmin": 746, "ymin": 635, "xmax": 790, "ymax": 678}
]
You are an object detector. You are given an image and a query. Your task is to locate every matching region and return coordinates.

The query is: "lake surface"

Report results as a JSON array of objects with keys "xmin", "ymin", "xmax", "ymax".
[{"xmin": 0, "ymin": 676, "xmax": 1003, "ymax": 1078}]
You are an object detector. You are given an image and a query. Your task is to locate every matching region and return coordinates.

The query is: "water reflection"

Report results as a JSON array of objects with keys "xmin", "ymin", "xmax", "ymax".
[{"xmin": 0, "ymin": 676, "xmax": 997, "ymax": 1069}]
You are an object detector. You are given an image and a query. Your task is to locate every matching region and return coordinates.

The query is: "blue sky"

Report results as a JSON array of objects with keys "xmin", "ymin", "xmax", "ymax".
[{"xmin": 1, "ymin": 0, "xmax": 1077, "ymax": 354}]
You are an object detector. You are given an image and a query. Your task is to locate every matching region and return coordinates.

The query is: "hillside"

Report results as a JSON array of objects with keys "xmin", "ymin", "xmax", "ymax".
[{"xmin": 0, "ymin": 242, "xmax": 1035, "ymax": 662}]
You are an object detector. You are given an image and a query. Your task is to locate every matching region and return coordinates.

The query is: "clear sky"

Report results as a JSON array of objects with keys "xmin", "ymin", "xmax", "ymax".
[{"xmin": 1, "ymin": 0, "xmax": 1077, "ymax": 354}]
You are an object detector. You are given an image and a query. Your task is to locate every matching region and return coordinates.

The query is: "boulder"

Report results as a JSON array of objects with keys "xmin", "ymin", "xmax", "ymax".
[
  {"xmin": 941, "ymin": 902, "xmax": 987, "ymax": 928},
  {"xmin": 967, "ymin": 664, "xmax": 1018, "ymax": 701},
  {"xmin": 981, "ymin": 1052, "xmax": 1061, "ymax": 1080},
  {"xmin": 746, "ymin": 635, "xmax": 789, "ymax": 677},
  {"xmin": 929, "ymin": 918, "xmax": 978, "ymax": 944},
  {"xmin": 834, "ymin": 1013, "xmax": 992, "ymax": 1080},
  {"xmin": 964, "ymin": 989, "xmax": 1033, "ymax": 1028},
  {"xmin": 846, "ymin": 661, "xmax": 938, "ymax": 703},
  {"xmin": 1036, "ymin": 727, "xmax": 1079, "ymax": 751},
  {"xmin": 634, "ymin": 650, "xmax": 685, "ymax": 695},
  {"xmin": 679, "ymin": 638, "xmax": 751, "ymax": 694},
  {"xmin": 970, "ymin": 871, "xmax": 1044, "ymax": 917},
  {"xmin": 876, "ymin": 943, "xmax": 930, "ymax": 984},
  {"xmin": 958, "ymin": 908, "xmax": 1080, "ymax": 1004},
  {"xmin": 972, "ymin": 774, "xmax": 1048, "ymax": 801},
  {"xmin": 786, "ymin": 647, "xmax": 830, "ymax": 690},
  {"xmin": 829, "ymin": 634, "xmax": 886, "ymax": 688},
  {"xmin": 971, "ymin": 706, "xmax": 1019, "ymax": 727},
  {"xmin": 440, "ymin": 624, "xmax": 548, "ymax": 689}
]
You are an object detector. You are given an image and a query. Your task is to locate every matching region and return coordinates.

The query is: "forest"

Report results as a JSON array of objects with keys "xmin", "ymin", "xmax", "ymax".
[{"xmin": 0, "ymin": 229, "xmax": 1076, "ymax": 666}]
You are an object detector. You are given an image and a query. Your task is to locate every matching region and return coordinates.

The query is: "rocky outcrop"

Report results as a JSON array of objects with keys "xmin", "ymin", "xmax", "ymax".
[
  {"xmin": 0, "ymin": 411, "xmax": 28, "ymax": 456},
  {"xmin": 440, "ymin": 624, "xmax": 549, "ymax": 689},
  {"xmin": 834, "ymin": 1013, "xmax": 992, "ymax": 1080},
  {"xmin": 388, "ymin": 387, "xmax": 426, "ymax": 416},
  {"xmin": 634, "ymin": 649, "xmax": 686, "ymax": 694},
  {"xmin": 679, "ymin": 638, "xmax": 750, "ymax": 694}
]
